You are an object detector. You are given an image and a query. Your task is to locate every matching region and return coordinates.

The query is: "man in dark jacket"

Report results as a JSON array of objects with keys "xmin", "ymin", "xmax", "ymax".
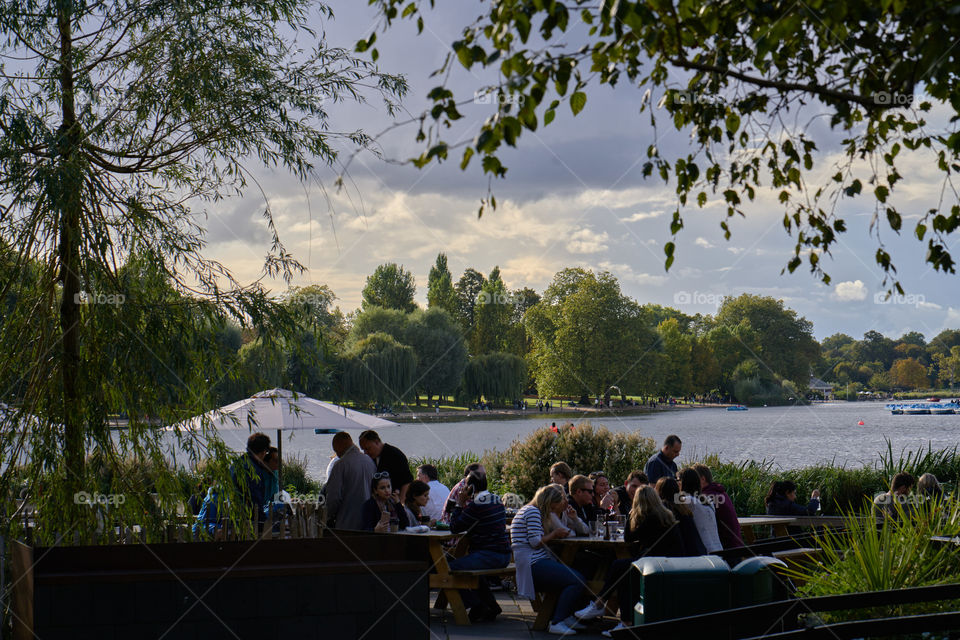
[
  {"xmin": 612, "ymin": 470, "xmax": 648, "ymax": 516},
  {"xmin": 692, "ymin": 463, "xmax": 743, "ymax": 548},
  {"xmin": 644, "ymin": 435, "xmax": 682, "ymax": 485},
  {"xmin": 358, "ymin": 429, "xmax": 414, "ymax": 503},
  {"xmin": 568, "ymin": 474, "xmax": 598, "ymax": 524},
  {"xmin": 229, "ymin": 432, "xmax": 272, "ymax": 529}
]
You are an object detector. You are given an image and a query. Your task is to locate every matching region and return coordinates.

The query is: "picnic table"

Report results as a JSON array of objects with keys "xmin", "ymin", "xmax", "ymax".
[{"xmin": 738, "ymin": 516, "xmax": 798, "ymax": 543}]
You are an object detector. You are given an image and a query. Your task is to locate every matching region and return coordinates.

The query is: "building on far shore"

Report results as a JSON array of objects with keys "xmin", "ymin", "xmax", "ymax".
[{"xmin": 808, "ymin": 375, "xmax": 834, "ymax": 401}]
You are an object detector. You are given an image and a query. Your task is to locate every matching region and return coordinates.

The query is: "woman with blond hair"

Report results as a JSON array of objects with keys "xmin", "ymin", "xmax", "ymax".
[
  {"xmin": 575, "ymin": 487, "xmax": 684, "ymax": 637},
  {"xmin": 510, "ymin": 484, "xmax": 586, "ymax": 635}
]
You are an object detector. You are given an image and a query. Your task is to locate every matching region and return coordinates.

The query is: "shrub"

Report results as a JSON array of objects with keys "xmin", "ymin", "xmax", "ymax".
[
  {"xmin": 496, "ymin": 422, "xmax": 656, "ymax": 500},
  {"xmin": 281, "ymin": 452, "xmax": 319, "ymax": 494}
]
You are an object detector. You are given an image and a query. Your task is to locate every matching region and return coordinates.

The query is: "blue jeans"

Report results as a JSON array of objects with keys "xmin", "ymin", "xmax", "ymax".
[
  {"xmin": 531, "ymin": 558, "xmax": 586, "ymax": 623},
  {"xmin": 448, "ymin": 550, "xmax": 510, "ymax": 610}
]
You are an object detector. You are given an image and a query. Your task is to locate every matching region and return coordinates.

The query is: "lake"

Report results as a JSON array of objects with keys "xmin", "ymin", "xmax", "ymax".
[{"xmin": 163, "ymin": 401, "xmax": 960, "ymax": 481}]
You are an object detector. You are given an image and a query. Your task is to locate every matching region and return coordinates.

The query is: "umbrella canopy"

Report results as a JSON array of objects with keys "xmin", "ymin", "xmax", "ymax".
[{"xmin": 170, "ymin": 389, "xmax": 399, "ymax": 434}]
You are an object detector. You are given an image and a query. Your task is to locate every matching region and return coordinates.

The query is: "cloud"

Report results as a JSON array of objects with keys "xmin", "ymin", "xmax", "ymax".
[
  {"xmin": 694, "ymin": 237, "xmax": 714, "ymax": 249},
  {"xmin": 566, "ymin": 228, "xmax": 610, "ymax": 254},
  {"xmin": 624, "ymin": 210, "xmax": 667, "ymax": 222},
  {"xmin": 597, "ymin": 261, "xmax": 669, "ymax": 285},
  {"xmin": 833, "ymin": 280, "xmax": 868, "ymax": 301}
]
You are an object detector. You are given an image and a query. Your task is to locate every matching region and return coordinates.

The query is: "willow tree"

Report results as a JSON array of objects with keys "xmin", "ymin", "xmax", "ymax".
[
  {"xmin": 343, "ymin": 333, "xmax": 417, "ymax": 406},
  {"xmin": 0, "ymin": 0, "xmax": 405, "ymax": 538}
]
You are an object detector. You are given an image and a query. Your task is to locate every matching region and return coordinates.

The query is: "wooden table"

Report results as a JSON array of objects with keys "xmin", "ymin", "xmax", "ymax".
[
  {"xmin": 392, "ymin": 530, "xmax": 475, "ymax": 624},
  {"xmin": 738, "ymin": 516, "xmax": 797, "ymax": 543},
  {"xmin": 533, "ymin": 536, "xmax": 633, "ymax": 631}
]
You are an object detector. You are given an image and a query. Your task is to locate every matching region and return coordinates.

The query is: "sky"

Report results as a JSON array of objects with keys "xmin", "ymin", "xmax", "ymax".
[{"xmin": 198, "ymin": 2, "xmax": 960, "ymax": 342}]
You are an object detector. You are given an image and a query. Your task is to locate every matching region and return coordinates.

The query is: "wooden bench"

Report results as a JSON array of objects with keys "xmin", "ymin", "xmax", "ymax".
[{"xmin": 432, "ymin": 563, "xmax": 517, "ymax": 614}]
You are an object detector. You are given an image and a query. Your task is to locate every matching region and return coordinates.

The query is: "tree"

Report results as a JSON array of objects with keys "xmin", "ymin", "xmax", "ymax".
[
  {"xmin": 889, "ymin": 358, "xmax": 929, "ymax": 390},
  {"xmin": 714, "ymin": 294, "xmax": 819, "ymax": 386},
  {"xmin": 367, "ymin": 0, "xmax": 960, "ymax": 289},
  {"xmin": 426, "ymin": 253, "xmax": 458, "ymax": 317},
  {"xmin": 525, "ymin": 269, "xmax": 660, "ymax": 403},
  {"xmin": 404, "ymin": 308, "xmax": 467, "ymax": 404},
  {"xmin": 0, "ymin": 0, "xmax": 405, "ymax": 536},
  {"xmin": 854, "ymin": 331, "xmax": 897, "ymax": 370},
  {"xmin": 349, "ymin": 306, "xmax": 409, "ymax": 346},
  {"xmin": 471, "ymin": 271, "xmax": 511, "ymax": 354},
  {"xmin": 934, "ymin": 347, "xmax": 960, "ymax": 389},
  {"xmin": 454, "ymin": 268, "xmax": 486, "ymax": 335},
  {"xmin": 362, "ymin": 263, "xmax": 417, "ymax": 312},
  {"xmin": 343, "ymin": 333, "xmax": 417, "ymax": 405},
  {"xmin": 462, "ymin": 352, "xmax": 527, "ymax": 405},
  {"xmin": 657, "ymin": 318, "xmax": 693, "ymax": 396}
]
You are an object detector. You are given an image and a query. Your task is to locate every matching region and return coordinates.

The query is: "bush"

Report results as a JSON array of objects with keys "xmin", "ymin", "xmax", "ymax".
[
  {"xmin": 408, "ymin": 452, "xmax": 481, "ymax": 490},
  {"xmin": 281, "ymin": 451, "xmax": 319, "ymax": 494},
  {"xmin": 495, "ymin": 422, "xmax": 656, "ymax": 500}
]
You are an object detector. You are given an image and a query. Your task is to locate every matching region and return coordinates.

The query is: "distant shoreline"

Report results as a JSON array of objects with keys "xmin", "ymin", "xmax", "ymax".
[{"xmin": 388, "ymin": 402, "xmax": 727, "ymax": 423}]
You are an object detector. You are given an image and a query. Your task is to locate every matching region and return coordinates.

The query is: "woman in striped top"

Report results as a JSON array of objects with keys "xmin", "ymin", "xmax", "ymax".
[{"xmin": 510, "ymin": 484, "xmax": 586, "ymax": 636}]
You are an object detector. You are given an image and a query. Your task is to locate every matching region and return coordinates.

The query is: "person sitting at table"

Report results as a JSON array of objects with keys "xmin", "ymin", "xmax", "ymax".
[
  {"xmin": 611, "ymin": 470, "xmax": 647, "ymax": 516},
  {"xmin": 917, "ymin": 472, "xmax": 943, "ymax": 501},
  {"xmin": 403, "ymin": 480, "xmax": 433, "ymax": 527},
  {"xmin": 679, "ymin": 467, "xmax": 722, "ymax": 553},
  {"xmin": 574, "ymin": 487, "xmax": 683, "ymax": 636},
  {"xmin": 588, "ymin": 471, "xmax": 613, "ymax": 509},
  {"xmin": 656, "ymin": 477, "xmax": 706, "ymax": 556},
  {"xmin": 442, "ymin": 462, "xmax": 483, "ymax": 523},
  {"xmin": 417, "ymin": 463, "xmax": 449, "ymax": 521},
  {"xmin": 360, "ymin": 472, "xmax": 409, "ymax": 532},
  {"xmin": 766, "ymin": 480, "xmax": 820, "ymax": 516},
  {"xmin": 549, "ymin": 483, "xmax": 590, "ymax": 536},
  {"xmin": 692, "ymin": 463, "xmax": 743, "ymax": 549},
  {"xmin": 510, "ymin": 484, "xmax": 587, "ymax": 636},
  {"xmin": 568, "ymin": 474, "xmax": 598, "ymax": 524},
  {"xmin": 873, "ymin": 472, "xmax": 914, "ymax": 518},
  {"xmin": 550, "ymin": 461, "xmax": 573, "ymax": 494},
  {"xmin": 448, "ymin": 471, "xmax": 511, "ymax": 622}
]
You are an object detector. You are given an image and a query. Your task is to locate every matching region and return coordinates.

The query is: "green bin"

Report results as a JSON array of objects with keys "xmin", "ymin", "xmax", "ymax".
[
  {"xmin": 631, "ymin": 556, "xmax": 731, "ymax": 625},
  {"xmin": 730, "ymin": 556, "xmax": 787, "ymax": 608}
]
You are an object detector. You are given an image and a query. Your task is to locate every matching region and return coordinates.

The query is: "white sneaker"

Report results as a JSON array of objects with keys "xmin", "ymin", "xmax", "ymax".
[
  {"xmin": 601, "ymin": 622, "xmax": 627, "ymax": 638},
  {"xmin": 574, "ymin": 601, "xmax": 606, "ymax": 620},
  {"xmin": 548, "ymin": 620, "xmax": 578, "ymax": 636}
]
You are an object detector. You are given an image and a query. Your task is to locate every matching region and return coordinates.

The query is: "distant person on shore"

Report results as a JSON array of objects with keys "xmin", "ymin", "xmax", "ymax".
[
  {"xmin": 612, "ymin": 470, "xmax": 648, "ymax": 516},
  {"xmin": 693, "ymin": 463, "xmax": 743, "ymax": 548},
  {"xmin": 644, "ymin": 435, "xmax": 682, "ymax": 485},
  {"xmin": 442, "ymin": 462, "xmax": 484, "ymax": 522},
  {"xmin": 765, "ymin": 480, "xmax": 820, "ymax": 517},
  {"xmin": 358, "ymin": 430, "xmax": 414, "ymax": 504},
  {"xmin": 324, "ymin": 432, "xmax": 376, "ymax": 530},
  {"xmin": 918, "ymin": 473, "xmax": 943, "ymax": 501},
  {"xmin": 874, "ymin": 472, "xmax": 915, "ymax": 518},
  {"xmin": 417, "ymin": 464, "xmax": 449, "ymax": 521},
  {"xmin": 550, "ymin": 461, "xmax": 573, "ymax": 493}
]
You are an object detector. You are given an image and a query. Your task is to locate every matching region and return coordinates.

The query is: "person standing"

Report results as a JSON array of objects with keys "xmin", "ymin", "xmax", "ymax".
[
  {"xmin": 416, "ymin": 464, "xmax": 450, "ymax": 522},
  {"xmin": 358, "ymin": 429, "xmax": 414, "ymax": 504},
  {"xmin": 644, "ymin": 435, "xmax": 682, "ymax": 485},
  {"xmin": 324, "ymin": 432, "xmax": 377, "ymax": 530},
  {"xmin": 230, "ymin": 432, "xmax": 272, "ymax": 530}
]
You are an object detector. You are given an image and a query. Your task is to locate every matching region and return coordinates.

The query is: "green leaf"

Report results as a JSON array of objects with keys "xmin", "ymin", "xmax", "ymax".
[
  {"xmin": 570, "ymin": 91, "xmax": 587, "ymax": 115},
  {"xmin": 544, "ymin": 109, "xmax": 555, "ymax": 126},
  {"xmin": 725, "ymin": 112, "xmax": 740, "ymax": 134}
]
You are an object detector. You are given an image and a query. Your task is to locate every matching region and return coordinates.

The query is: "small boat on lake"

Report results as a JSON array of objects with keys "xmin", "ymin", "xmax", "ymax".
[
  {"xmin": 887, "ymin": 402, "xmax": 959, "ymax": 415},
  {"xmin": 727, "ymin": 405, "xmax": 748, "ymax": 411}
]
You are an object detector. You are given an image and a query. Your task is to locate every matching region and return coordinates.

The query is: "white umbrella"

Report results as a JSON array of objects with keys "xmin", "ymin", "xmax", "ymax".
[{"xmin": 169, "ymin": 388, "xmax": 398, "ymax": 474}]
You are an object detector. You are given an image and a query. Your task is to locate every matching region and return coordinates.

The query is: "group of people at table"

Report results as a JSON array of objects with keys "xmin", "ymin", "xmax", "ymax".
[{"xmin": 195, "ymin": 429, "xmax": 938, "ymax": 636}]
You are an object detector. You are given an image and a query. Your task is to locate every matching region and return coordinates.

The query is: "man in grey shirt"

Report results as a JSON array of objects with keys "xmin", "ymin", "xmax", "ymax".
[{"xmin": 323, "ymin": 432, "xmax": 376, "ymax": 530}]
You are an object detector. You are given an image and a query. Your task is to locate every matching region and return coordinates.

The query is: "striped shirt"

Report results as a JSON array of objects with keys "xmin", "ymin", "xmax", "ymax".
[{"xmin": 510, "ymin": 504, "xmax": 549, "ymax": 564}]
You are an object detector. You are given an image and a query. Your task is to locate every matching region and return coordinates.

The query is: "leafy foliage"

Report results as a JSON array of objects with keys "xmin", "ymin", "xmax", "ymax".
[{"xmin": 365, "ymin": 0, "xmax": 960, "ymax": 289}]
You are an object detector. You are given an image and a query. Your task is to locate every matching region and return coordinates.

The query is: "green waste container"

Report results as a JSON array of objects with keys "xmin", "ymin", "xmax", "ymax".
[
  {"xmin": 730, "ymin": 556, "xmax": 787, "ymax": 608},
  {"xmin": 631, "ymin": 556, "xmax": 731, "ymax": 625}
]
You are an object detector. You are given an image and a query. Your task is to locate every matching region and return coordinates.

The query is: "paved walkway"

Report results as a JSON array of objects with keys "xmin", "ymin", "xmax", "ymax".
[{"xmin": 428, "ymin": 590, "xmax": 619, "ymax": 639}]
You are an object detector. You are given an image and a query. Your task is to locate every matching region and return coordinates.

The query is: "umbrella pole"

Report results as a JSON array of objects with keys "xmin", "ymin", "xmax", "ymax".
[{"xmin": 276, "ymin": 428, "xmax": 282, "ymax": 494}]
